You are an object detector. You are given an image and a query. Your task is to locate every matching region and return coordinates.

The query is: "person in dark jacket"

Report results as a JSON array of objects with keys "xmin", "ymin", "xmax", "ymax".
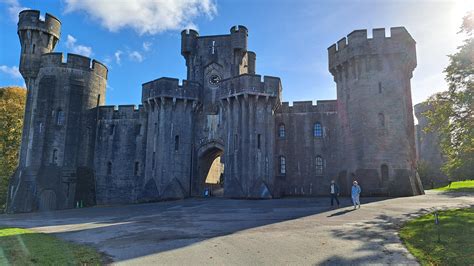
[{"xmin": 330, "ymin": 180, "xmax": 340, "ymax": 208}]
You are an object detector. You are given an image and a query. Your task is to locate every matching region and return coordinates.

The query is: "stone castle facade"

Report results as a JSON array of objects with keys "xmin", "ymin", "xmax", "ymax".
[{"xmin": 7, "ymin": 10, "xmax": 424, "ymax": 213}]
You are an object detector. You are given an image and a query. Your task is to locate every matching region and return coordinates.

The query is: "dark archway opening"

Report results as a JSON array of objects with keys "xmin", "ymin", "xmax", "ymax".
[{"xmin": 193, "ymin": 145, "xmax": 224, "ymax": 197}]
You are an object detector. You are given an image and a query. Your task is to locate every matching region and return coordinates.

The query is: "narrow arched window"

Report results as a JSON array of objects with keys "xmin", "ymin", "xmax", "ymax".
[
  {"xmin": 278, "ymin": 124, "xmax": 285, "ymax": 138},
  {"xmin": 135, "ymin": 124, "xmax": 142, "ymax": 136},
  {"xmin": 107, "ymin": 161, "xmax": 112, "ymax": 175},
  {"xmin": 175, "ymin": 135, "xmax": 180, "ymax": 151},
  {"xmin": 315, "ymin": 156, "xmax": 323, "ymax": 175},
  {"xmin": 314, "ymin": 122, "xmax": 322, "ymax": 137},
  {"xmin": 257, "ymin": 134, "xmax": 261, "ymax": 150},
  {"xmin": 109, "ymin": 124, "xmax": 115, "ymax": 135},
  {"xmin": 280, "ymin": 156, "xmax": 286, "ymax": 175},
  {"xmin": 234, "ymin": 134, "xmax": 239, "ymax": 151},
  {"xmin": 381, "ymin": 164, "xmax": 389, "ymax": 182},
  {"xmin": 52, "ymin": 149, "xmax": 58, "ymax": 164},
  {"xmin": 378, "ymin": 113, "xmax": 385, "ymax": 127},
  {"xmin": 56, "ymin": 109, "xmax": 64, "ymax": 126},
  {"xmin": 134, "ymin": 162, "xmax": 140, "ymax": 176},
  {"xmin": 32, "ymin": 44, "xmax": 35, "ymax": 54}
]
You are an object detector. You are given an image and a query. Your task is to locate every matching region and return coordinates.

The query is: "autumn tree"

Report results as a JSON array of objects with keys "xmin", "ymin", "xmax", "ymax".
[
  {"xmin": 425, "ymin": 11, "xmax": 473, "ymax": 180},
  {"xmin": 0, "ymin": 87, "xmax": 26, "ymax": 211}
]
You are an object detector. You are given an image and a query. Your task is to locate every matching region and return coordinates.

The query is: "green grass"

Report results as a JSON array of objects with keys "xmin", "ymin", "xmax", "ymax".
[
  {"xmin": 400, "ymin": 208, "xmax": 474, "ymax": 266},
  {"xmin": 0, "ymin": 227, "xmax": 104, "ymax": 265},
  {"xmin": 433, "ymin": 180, "xmax": 474, "ymax": 192}
]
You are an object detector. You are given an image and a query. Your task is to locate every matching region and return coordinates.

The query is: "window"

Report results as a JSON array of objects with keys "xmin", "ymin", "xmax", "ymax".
[
  {"xmin": 135, "ymin": 124, "xmax": 142, "ymax": 136},
  {"xmin": 152, "ymin": 152, "xmax": 156, "ymax": 169},
  {"xmin": 257, "ymin": 134, "xmax": 261, "ymax": 150},
  {"xmin": 234, "ymin": 134, "xmax": 239, "ymax": 151},
  {"xmin": 175, "ymin": 135, "xmax": 180, "ymax": 151},
  {"xmin": 39, "ymin": 122, "xmax": 44, "ymax": 133},
  {"xmin": 315, "ymin": 156, "xmax": 323, "ymax": 175},
  {"xmin": 278, "ymin": 124, "xmax": 285, "ymax": 138},
  {"xmin": 56, "ymin": 109, "xmax": 64, "ymax": 126},
  {"xmin": 134, "ymin": 162, "xmax": 140, "ymax": 176},
  {"xmin": 381, "ymin": 164, "xmax": 389, "ymax": 182},
  {"xmin": 32, "ymin": 44, "xmax": 35, "ymax": 54},
  {"xmin": 279, "ymin": 156, "xmax": 286, "ymax": 175},
  {"xmin": 314, "ymin": 122, "xmax": 322, "ymax": 137},
  {"xmin": 52, "ymin": 149, "xmax": 58, "ymax": 164},
  {"xmin": 109, "ymin": 124, "xmax": 115, "ymax": 135},
  {"xmin": 107, "ymin": 161, "xmax": 112, "ymax": 175},
  {"xmin": 378, "ymin": 113, "xmax": 385, "ymax": 127},
  {"xmin": 378, "ymin": 82, "xmax": 382, "ymax": 93}
]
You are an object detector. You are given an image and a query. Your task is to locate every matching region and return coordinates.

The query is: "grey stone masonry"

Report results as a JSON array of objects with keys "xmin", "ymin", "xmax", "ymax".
[{"xmin": 7, "ymin": 10, "xmax": 424, "ymax": 213}]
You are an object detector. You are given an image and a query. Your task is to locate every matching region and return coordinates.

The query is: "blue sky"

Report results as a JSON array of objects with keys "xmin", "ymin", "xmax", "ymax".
[{"xmin": 0, "ymin": 0, "xmax": 472, "ymax": 106}]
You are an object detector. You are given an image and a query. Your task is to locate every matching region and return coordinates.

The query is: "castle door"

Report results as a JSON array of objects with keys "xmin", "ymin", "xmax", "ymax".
[
  {"xmin": 194, "ymin": 142, "xmax": 224, "ymax": 197},
  {"xmin": 39, "ymin": 190, "xmax": 56, "ymax": 211}
]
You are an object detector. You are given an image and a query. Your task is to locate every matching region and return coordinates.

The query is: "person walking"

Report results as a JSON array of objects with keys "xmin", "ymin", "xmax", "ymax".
[
  {"xmin": 351, "ymin": 180, "xmax": 361, "ymax": 209},
  {"xmin": 329, "ymin": 180, "xmax": 340, "ymax": 208}
]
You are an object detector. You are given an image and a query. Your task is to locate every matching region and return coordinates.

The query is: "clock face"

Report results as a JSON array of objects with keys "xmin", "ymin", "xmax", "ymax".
[{"xmin": 209, "ymin": 74, "xmax": 221, "ymax": 85}]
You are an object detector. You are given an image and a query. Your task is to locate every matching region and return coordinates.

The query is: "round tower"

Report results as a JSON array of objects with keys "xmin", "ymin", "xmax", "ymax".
[
  {"xmin": 181, "ymin": 29, "xmax": 199, "ymax": 80},
  {"xmin": 329, "ymin": 27, "xmax": 423, "ymax": 196},
  {"xmin": 230, "ymin": 25, "xmax": 248, "ymax": 51},
  {"xmin": 18, "ymin": 10, "xmax": 61, "ymax": 79}
]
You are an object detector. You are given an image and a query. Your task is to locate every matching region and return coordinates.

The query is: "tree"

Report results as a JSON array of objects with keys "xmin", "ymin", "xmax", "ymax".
[
  {"xmin": 0, "ymin": 87, "xmax": 26, "ymax": 211},
  {"xmin": 425, "ymin": 11, "xmax": 474, "ymax": 180}
]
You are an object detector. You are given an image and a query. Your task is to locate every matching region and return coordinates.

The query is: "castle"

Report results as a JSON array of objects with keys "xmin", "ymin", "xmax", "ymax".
[{"xmin": 7, "ymin": 10, "xmax": 424, "ymax": 213}]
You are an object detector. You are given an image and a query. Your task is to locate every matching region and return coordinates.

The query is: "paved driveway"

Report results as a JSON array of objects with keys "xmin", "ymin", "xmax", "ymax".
[{"xmin": 1, "ymin": 191, "xmax": 472, "ymax": 265}]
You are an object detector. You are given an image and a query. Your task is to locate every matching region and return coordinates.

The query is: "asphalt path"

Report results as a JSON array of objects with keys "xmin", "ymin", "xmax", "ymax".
[{"xmin": 1, "ymin": 190, "xmax": 472, "ymax": 265}]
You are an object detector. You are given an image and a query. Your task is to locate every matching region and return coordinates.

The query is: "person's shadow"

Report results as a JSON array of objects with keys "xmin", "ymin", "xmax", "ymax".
[{"xmin": 327, "ymin": 208, "xmax": 355, "ymax": 217}]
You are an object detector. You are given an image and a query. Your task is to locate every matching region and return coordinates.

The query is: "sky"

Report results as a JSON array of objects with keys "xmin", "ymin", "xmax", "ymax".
[{"xmin": 0, "ymin": 0, "xmax": 472, "ymax": 107}]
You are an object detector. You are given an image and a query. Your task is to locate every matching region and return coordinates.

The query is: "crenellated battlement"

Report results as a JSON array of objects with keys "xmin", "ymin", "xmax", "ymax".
[
  {"xmin": 40, "ymin": 53, "xmax": 108, "ymax": 79},
  {"xmin": 328, "ymin": 27, "xmax": 416, "ymax": 73},
  {"xmin": 278, "ymin": 100, "xmax": 337, "ymax": 113},
  {"xmin": 97, "ymin": 104, "xmax": 145, "ymax": 120},
  {"xmin": 18, "ymin": 10, "xmax": 61, "ymax": 39},
  {"xmin": 217, "ymin": 74, "xmax": 281, "ymax": 99},
  {"xmin": 141, "ymin": 77, "xmax": 200, "ymax": 103}
]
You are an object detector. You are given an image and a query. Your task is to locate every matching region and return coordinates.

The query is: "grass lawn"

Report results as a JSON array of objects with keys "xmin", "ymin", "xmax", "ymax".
[
  {"xmin": 433, "ymin": 180, "xmax": 474, "ymax": 192},
  {"xmin": 399, "ymin": 208, "xmax": 474, "ymax": 265},
  {"xmin": 0, "ymin": 227, "xmax": 104, "ymax": 265}
]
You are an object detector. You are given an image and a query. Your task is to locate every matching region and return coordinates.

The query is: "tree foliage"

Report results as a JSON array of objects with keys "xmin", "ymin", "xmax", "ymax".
[
  {"xmin": 425, "ymin": 11, "xmax": 474, "ymax": 180},
  {"xmin": 0, "ymin": 87, "xmax": 26, "ymax": 210}
]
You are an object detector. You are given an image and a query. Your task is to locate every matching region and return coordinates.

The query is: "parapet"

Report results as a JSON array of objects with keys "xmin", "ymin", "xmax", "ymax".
[
  {"xmin": 278, "ymin": 100, "xmax": 337, "ymax": 113},
  {"xmin": 181, "ymin": 29, "xmax": 199, "ymax": 56},
  {"xmin": 18, "ymin": 10, "xmax": 61, "ymax": 39},
  {"xmin": 217, "ymin": 74, "xmax": 281, "ymax": 99},
  {"xmin": 230, "ymin": 25, "xmax": 248, "ymax": 51},
  {"xmin": 40, "ymin": 53, "xmax": 108, "ymax": 79},
  {"xmin": 414, "ymin": 102, "xmax": 433, "ymax": 118},
  {"xmin": 328, "ymin": 27, "xmax": 416, "ymax": 72},
  {"xmin": 98, "ymin": 105, "xmax": 144, "ymax": 120},
  {"xmin": 141, "ymin": 77, "xmax": 200, "ymax": 103}
]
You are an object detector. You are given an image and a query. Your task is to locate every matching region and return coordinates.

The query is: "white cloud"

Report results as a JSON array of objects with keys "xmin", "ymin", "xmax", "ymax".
[
  {"xmin": 3, "ymin": 0, "xmax": 28, "ymax": 21},
  {"xmin": 128, "ymin": 51, "xmax": 144, "ymax": 62},
  {"xmin": 65, "ymin": 34, "xmax": 93, "ymax": 57},
  {"xmin": 114, "ymin": 50, "xmax": 123, "ymax": 65},
  {"xmin": 63, "ymin": 0, "xmax": 217, "ymax": 35},
  {"xmin": 0, "ymin": 65, "xmax": 22, "ymax": 79},
  {"xmin": 143, "ymin": 41, "xmax": 152, "ymax": 51}
]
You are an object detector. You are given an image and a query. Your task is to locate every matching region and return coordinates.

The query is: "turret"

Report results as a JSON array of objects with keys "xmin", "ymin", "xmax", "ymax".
[
  {"xmin": 329, "ymin": 27, "xmax": 423, "ymax": 196},
  {"xmin": 181, "ymin": 29, "xmax": 199, "ymax": 56},
  {"xmin": 18, "ymin": 10, "xmax": 61, "ymax": 79},
  {"xmin": 247, "ymin": 51, "xmax": 256, "ymax": 74},
  {"xmin": 230, "ymin": 25, "xmax": 248, "ymax": 51}
]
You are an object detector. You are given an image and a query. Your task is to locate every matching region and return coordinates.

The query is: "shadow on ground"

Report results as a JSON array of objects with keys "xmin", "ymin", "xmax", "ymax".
[{"xmin": 0, "ymin": 196, "xmax": 391, "ymax": 262}]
